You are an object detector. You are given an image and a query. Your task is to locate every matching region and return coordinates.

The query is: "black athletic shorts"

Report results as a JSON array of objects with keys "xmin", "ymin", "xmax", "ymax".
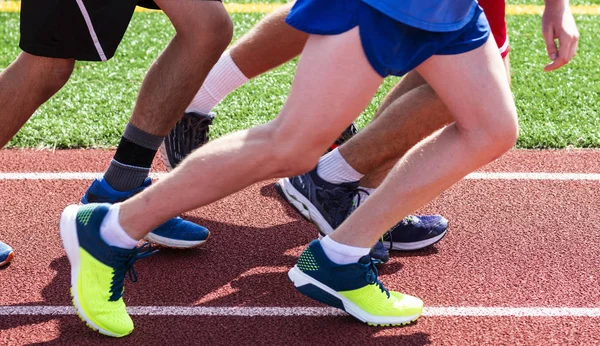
[{"xmin": 19, "ymin": 0, "xmax": 220, "ymax": 62}]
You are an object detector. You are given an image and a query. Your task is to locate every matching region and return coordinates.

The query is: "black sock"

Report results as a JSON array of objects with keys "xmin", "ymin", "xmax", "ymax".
[{"xmin": 104, "ymin": 123, "xmax": 163, "ymax": 191}]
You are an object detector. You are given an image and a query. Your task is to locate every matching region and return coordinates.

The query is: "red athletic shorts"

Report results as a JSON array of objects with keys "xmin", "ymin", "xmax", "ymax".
[{"xmin": 478, "ymin": 0, "xmax": 509, "ymax": 58}]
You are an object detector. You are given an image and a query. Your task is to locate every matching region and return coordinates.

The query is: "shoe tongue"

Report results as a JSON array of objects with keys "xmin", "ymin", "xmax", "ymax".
[{"xmin": 358, "ymin": 255, "xmax": 372, "ymax": 265}]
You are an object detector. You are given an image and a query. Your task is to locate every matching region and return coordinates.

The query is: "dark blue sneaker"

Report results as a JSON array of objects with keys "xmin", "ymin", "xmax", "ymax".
[
  {"xmin": 382, "ymin": 215, "xmax": 448, "ymax": 251},
  {"xmin": 60, "ymin": 203, "xmax": 157, "ymax": 337},
  {"xmin": 369, "ymin": 241, "xmax": 390, "ymax": 264},
  {"xmin": 289, "ymin": 240, "xmax": 422, "ymax": 326},
  {"xmin": 0, "ymin": 241, "xmax": 14, "ymax": 267},
  {"xmin": 276, "ymin": 166, "xmax": 448, "ymax": 253},
  {"xmin": 82, "ymin": 177, "xmax": 210, "ymax": 249},
  {"xmin": 276, "ymin": 169, "xmax": 359, "ymax": 236}
]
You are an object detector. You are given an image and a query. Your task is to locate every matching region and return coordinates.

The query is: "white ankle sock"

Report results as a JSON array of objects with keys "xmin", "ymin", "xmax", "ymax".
[
  {"xmin": 320, "ymin": 236, "xmax": 371, "ymax": 265},
  {"xmin": 100, "ymin": 204, "xmax": 140, "ymax": 249},
  {"xmin": 186, "ymin": 51, "xmax": 249, "ymax": 114},
  {"xmin": 317, "ymin": 149, "xmax": 364, "ymax": 184}
]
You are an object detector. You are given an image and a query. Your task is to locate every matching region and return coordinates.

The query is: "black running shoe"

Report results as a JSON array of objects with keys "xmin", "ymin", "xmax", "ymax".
[
  {"xmin": 160, "ymin": 111, "xmax": 215, "ymax": 171},
  {"xmin": 326, "ymin": 123, "xmax": 359, "ymax": 153}
]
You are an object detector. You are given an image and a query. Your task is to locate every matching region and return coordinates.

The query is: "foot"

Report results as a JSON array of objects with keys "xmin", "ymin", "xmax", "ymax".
[
  {"xmin": 82, "ymin": 177, "xmax": 210, "ymax": 249},
  {"xmin": 276, "ymin": 167, "xmax": 448, "ymax": 253},
  {"xmin": 289, "ymin": 240, "xmax": 423, "ymax": 326},
  {"xmin": 383, "ymin": 215, "xmax": 448, "ymax": 251},
  {"xmin": 275, "ymin": 169, "xmax": 358, "ymax": 236},
  {"xmin": 0, "ymin": 241, "xmax": 14, "ymax": 267},
  {"xmin": 160, "ymin": 111, "xmax": 215, "ymax": 171},
  {"xmin": 275, "ymin": 171, "xmax": 390, "ymax": 262},
  {"xmin": 59, "ymin": 204, "xmax": 156, "ymax": 337}
]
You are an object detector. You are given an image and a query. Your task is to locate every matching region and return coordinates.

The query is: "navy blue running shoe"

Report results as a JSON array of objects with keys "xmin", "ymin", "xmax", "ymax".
[
  {"xmin": 382, "ymin": 215, "xmax": 448, "ymax": 251},
  {"xmin": 274, "ymin": 170, "xmax": 391, "ymax": 263},
  {"xmin": 160, "ymin": 111, "xmax": 215, "ymax": 171},
  {"xmin": 82, "ymin": 177, "xmax": 210, "ymax": 249},
  {"xmin": 276, "ymin": 169, "xmax": 359, "ymax": 236},
  {"xmin": 369, "ymin": 241, "xmax": 390, "ymax": 264},
  {"xmin": 289, "ymin": 240, "xmax": 422, "ymax": 326},
  {"xmin": 276, "ymin": 166, "xmax": 448, "ymax": 253},
  {"xmin": 0, "ymin": 241, "xmax": 14, "ymax": 267}
]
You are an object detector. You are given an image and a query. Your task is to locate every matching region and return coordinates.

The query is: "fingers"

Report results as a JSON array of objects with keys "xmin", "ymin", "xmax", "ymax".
[
  {"xmin": 544, "ymin": 30, "xmax": 579, "ymax": 72},
  {"xmin": 543, "ymin": 28, "xmax": 559, "ymax": 62}
]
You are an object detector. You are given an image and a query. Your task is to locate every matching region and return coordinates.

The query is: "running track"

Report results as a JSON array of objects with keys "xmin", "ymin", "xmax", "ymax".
[{"xmin": 1, "ymin": 149, "xmax": 599, "ymax": 345}]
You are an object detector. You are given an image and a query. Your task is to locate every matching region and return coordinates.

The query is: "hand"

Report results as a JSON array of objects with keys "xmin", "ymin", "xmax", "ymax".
[{"xmin": 542, "ymin": 0, "xmax": 580, "ymax": 72}]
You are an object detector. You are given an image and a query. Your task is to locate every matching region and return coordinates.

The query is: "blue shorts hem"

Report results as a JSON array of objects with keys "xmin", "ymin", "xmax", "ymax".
[{"xmin": 287, "ymin": 0, "xmax": 490, "ymax": 77}]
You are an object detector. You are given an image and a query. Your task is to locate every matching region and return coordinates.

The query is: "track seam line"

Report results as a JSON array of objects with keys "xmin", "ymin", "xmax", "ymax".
[
  {"xmin": 2, "ymin": 306, "xmax": 600, "ymax": 317},
  {"xmin": 1, "ymin": 172, "xmax": 600, "ymax": 181}
]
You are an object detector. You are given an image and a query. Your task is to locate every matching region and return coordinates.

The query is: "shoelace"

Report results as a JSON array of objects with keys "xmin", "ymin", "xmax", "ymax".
[
  {"xmin": 109, "ymin": 242, "xmax": 158, "ymax": 301},
  {"xmin": 404, "ymin": 215, "xmax": 419, "ymax": 225},
  {"xmin": 365, "ymin": 259, "xmax": 390, "ymax": 299},
  {"xmin": 381, "ymin": 229, "xmax": 394, "ymax": 252}
]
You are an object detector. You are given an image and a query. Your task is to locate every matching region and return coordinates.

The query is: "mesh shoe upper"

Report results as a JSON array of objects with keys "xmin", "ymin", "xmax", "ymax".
[
  {"xmin": 82, "ymin": 177, "xmax": 210, "ymax": 242},
  {"xmin": 161, "ymin": 111, "xmax": 215, "ymax": 170},
  {"xmin": 73, "ymin": 204, "xmax": 156, "ymax": 336},
  {"xmin": 289, "ymin": 169, "xmax": 360, "ymax": 230},
  {"xmin": 383, "ymin": 215, "xmax": 449, "ymax": 244}
]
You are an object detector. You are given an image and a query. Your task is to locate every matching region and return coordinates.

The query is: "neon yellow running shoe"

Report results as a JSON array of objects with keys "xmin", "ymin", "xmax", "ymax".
[
  {"xmin": 288, "ymin": 240, "xmax": 423, "ymax": 326},
  {"xmin": 60, "ymin": 203, "xmax": 155, "ymax": 337}
]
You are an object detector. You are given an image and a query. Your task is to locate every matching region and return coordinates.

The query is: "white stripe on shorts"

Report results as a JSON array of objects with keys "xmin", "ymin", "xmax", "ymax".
[
  {"xmin": 74, "ymin": 0, "xmax": 107, "ymax": 61},
  {"xmin": 498, "ymin": 35, "xmax": 509, "ymax": 55}
]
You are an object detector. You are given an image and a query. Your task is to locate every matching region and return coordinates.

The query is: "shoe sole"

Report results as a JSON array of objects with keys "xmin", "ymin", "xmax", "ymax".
[
  {"xmin": 276, "ymin": 178, "xmax": 334, "ymax": 236},
  {"xmin": 60, "ymin": 205, "xmax": 132, "ymax": 338},
  {"xmin": 288, "ymin": 266, "xmax": 421, "ymax": 326},
  {"xmin": 144, "ymin": 232, "xmax": 210, "ymax": 249},
  {"xmin": 383, "ymin": 228, "xmax": 448, "ymax": 251},
  {"xmin": 0, "ymin": 251, "xmax": 14, "ymax": 267}
]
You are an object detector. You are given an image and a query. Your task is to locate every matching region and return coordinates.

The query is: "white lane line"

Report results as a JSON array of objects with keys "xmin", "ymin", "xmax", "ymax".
[
  {"xmin": 465, "ymin": 172, "xmax": 600, "ymax": 181},
  {"xmin": 1, "ymin": 306, "xmax": 600, "ymax": 317},
  {"xmin": 1, "ymin": 172, "xmax": 600, "ymax": 181}
]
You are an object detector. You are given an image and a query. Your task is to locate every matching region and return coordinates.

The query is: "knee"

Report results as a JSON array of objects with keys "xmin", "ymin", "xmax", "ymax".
[
  {"xmin": 490, "ymin": 112, "xmax": 519, "ymax": 155},
  {"xmin": 264, "ymin": 124, "xmax": 325, "ymax": 177},
  {"xmin": 176, "ymin": 6, "xmax": 233, "ymax": 53},
  {"xmin": 19, "ymin": 53, "xmax": 74, "ymax": 97},
  {"xmin": 273, "ymin": 145, "xmax": 322, "ymax": 177},
  {"xmin": 469, "ymin": 109, "xmax": 519, "ymax": 160},
  {"xmin": 47, "ymin": 59, "xmax": 75, "ymax": 91}
]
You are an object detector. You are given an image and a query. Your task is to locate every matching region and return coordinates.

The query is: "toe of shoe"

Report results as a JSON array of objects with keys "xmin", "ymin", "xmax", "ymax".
[
  {"xmin": 432, "ymin": 217, "xmax": 449, "ymax": 235},
  {"xmin": 94, "ymin": 310, "xmax": 134, "ymax": 337},
  {"xmin": 0, "ymin": 251, "xmax": 14, "ymax": 266},
  {"xmin": 390, "ymin": 292, "xmax": 424, "ymax": 316}
]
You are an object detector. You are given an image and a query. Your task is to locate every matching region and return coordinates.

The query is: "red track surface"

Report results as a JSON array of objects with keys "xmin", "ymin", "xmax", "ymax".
[{"xmin": 1, "ymin": 149, "xmax": 599, "ymax": 345}]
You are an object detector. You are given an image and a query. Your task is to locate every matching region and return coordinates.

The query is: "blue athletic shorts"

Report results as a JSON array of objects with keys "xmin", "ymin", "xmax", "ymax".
[{"xmin": 285, "ymin": 0, "xmax": 490, "ymax": 77}]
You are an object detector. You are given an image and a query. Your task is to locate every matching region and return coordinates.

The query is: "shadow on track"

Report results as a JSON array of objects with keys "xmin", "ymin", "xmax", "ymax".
[{"xmin": 2, "ymin": 183, "xmax": 437, "ymax": 345}]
